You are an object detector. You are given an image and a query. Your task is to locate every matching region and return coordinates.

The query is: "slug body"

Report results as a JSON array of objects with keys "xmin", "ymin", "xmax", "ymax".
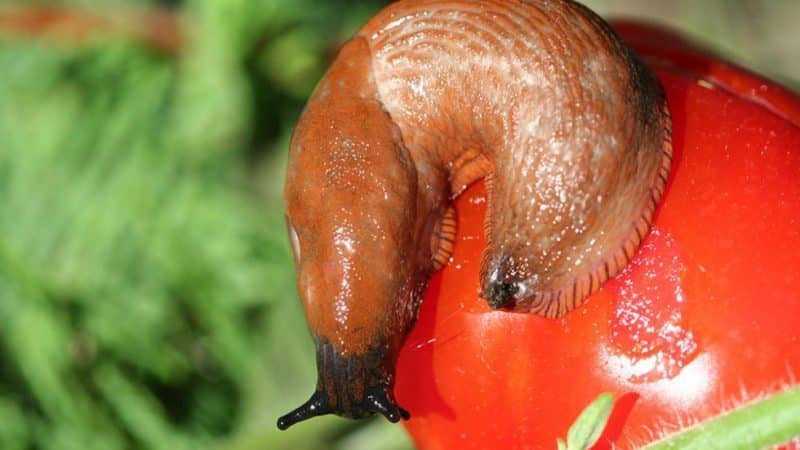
[{"xmin": 280, "ymin": 0, "xmax": 671, "ymax": 428}]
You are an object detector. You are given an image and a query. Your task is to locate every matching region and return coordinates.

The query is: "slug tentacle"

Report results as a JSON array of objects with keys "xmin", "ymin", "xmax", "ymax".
[
  {"xmin": 276, "ymin": 392, "xmax": 330, "ymax": 431},
  {"xmin": 281, "ymin": 0, "xmax": 672, "ymax": 428}
]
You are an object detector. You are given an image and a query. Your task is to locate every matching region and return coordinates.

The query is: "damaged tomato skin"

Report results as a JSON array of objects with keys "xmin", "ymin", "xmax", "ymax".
[{"xmin": 394, "ymin": 22, "xmax": 800, "ymax": 450}]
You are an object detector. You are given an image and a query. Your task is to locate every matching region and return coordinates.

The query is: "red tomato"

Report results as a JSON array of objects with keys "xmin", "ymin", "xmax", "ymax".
[{"xmin": 394, "ymin": 21, "xmax": 800, "ymax": 450}]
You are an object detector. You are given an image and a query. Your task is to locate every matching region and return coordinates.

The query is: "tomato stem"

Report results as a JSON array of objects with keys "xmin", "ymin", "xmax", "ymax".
[{"xmin": 643, "ymin": 384, "xmax": 800, "ymax": 450}]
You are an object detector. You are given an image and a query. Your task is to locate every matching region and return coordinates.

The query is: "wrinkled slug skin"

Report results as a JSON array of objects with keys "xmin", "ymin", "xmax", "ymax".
[{"xmin": 279, "ymin": 0, "xmax": 671, "ymax": 427}]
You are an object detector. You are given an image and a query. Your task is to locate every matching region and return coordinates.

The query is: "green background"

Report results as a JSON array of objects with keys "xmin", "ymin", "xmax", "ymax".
[{"xmin": 0, "ymin": 1, "xmax": 796, "ymax": 449}]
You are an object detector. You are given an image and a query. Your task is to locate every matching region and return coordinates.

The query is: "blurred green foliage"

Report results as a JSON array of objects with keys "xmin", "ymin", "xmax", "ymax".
[{"xmin": 0, "ymin": 0, "xmax": 412, "ymax": 449}]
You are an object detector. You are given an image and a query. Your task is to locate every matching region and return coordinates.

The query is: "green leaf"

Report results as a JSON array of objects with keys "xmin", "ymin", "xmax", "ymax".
[{"xmin": 561, "ymin": 393, "xmax": 615, "ymax": 450}]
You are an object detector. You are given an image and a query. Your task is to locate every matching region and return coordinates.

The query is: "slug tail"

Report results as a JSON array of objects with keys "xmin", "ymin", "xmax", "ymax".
[{"xmin": 485, "ymin": 101, "xmax": 673, "ymax": 318}]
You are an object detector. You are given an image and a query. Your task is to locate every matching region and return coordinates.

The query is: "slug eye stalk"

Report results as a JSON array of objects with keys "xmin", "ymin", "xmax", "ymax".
[{"xmin": 276, "ymin": 392, "xmax": 331, "ymax": 430}]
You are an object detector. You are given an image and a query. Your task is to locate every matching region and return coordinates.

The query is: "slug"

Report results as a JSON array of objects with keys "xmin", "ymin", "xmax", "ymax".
[{"xmin": 279, "ymin": 0, "xmax": 671, "ymax": 429}]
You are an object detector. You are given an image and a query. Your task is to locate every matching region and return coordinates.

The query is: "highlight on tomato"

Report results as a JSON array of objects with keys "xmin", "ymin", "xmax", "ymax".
[{"xmin": 394, "ymin": 20, "xmax": 800, "ymax": 450}]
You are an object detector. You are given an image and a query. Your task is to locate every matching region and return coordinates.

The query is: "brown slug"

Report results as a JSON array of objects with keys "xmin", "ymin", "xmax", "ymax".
[{"xmin": 279, "ymin": 0, "xmax": 671, "ymax": 429}]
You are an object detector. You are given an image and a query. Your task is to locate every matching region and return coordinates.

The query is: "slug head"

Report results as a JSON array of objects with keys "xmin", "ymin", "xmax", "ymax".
[
  {"xmin": 281, "ymin": 38, "xmax": 425, "ymax": 428},
  {"xmin": 276, "ymin": 342, "xmax": 411, "ymax": 430}
]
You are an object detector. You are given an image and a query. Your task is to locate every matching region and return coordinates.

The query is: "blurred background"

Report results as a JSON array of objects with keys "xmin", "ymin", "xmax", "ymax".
[{"xmin": 0, "ymin": 1, "xmax": 796, "ymax": 449}]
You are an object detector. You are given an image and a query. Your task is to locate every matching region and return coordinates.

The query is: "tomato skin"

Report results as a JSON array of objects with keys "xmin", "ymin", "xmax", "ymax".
[{"xmin": 395, "ymin": 22, "xmax": 800, "ymax": 450}]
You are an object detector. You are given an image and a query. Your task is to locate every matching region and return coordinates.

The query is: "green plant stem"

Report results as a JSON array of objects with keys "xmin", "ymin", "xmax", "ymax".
[{"xmin": 644, "ymin": 385, "xmax": 800, "ymax": 450}]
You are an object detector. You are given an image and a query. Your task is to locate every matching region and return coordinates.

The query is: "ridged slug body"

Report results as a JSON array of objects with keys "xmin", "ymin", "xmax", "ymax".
[{"xmin": 279, "ymin": 0, "xmax": 671, "ymax": 429}]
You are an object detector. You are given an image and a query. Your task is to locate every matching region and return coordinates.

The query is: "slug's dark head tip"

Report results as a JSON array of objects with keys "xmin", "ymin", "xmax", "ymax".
[
  {"xmin": 276, "ymin": 391, "xmax": 331, "ymax": 430},
  {"xmin": 277, "ymin": 342, "xmax": 410, "ymax": 430},
  {"xmin": 484, "ymin": 280, "xmax": 518, "ymax": 309}
]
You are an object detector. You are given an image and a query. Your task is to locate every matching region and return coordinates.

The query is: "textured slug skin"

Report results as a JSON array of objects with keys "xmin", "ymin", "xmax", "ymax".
[{"xmin": 280, "ymin": 0, "xmax": 671, "ymax": 428}]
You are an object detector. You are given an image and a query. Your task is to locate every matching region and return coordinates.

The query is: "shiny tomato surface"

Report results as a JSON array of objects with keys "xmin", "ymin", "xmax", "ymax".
[{"xmin": 394, "ymin": 22, "xmax": 800, "ymax": 450}]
